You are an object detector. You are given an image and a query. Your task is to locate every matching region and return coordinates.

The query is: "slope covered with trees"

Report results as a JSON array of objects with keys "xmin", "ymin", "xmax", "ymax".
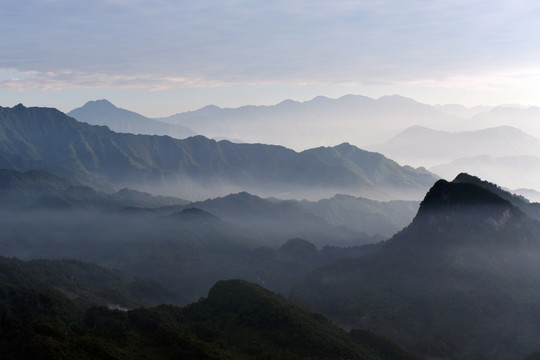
[
  {"xmin": 0, "ymin": 259, "xmax": 419, "ymax": 360},
  {"xmin": 291, "ymin": 176, "xmax": 540, "ymax": 360},
  {"xmin": 0, "ymin": 104, "xmax": 437, "ymax": 200}
]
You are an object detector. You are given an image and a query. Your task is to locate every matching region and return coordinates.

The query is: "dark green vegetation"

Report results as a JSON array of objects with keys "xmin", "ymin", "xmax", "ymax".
[
  {"xmin": 0, "ymin": 104, "xmax": 437, "ymax": 200},
  {"xmin": 0, "ymin": 257, "xmax": 177, "ymax": 309},
  {"xmin": 0, "ymin": 258, "xmax": 419, "ymax": 360},
  {"xmin": 291, "ymin": 176, "xmax": 540, "ymax": 360}
]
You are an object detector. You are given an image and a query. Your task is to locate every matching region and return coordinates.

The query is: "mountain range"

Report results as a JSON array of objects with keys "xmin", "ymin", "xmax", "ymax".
[
  {"xmin": 367, "ymin": 124, "xmax": 540, "ymax": 192},
  {"xmin": 0, "ymin": 167, "xmax": 417, "ymax": 242},
  {"xmin": 430, "ymin": 155, "xmax": 540, "ymax": 192},
  {"xmin": 368, "ymin": 125, "xmax": 540, "ymax": 168},
  {"xmin": 0, "ymin": 168, "xmax": 189, "ymax": 210},
  {"xmin": 433, "ymin": 103, "xmax": 493, "ymax": 118},
  {"xmin": 69, "ymin": 96, "xmax": 540, "ymax": 194},
  {"xmin": 68, "ymin": 99, "xmax": 195, "ymax": 139},
  {"xmin": 148, "ymin": 94, "xmax": 461, "ymax": 149},
  {"xmin": 0, "ymin": 167, "xmax": 401, "ymax": 301},
  {"xmin": 181, "ymin": 191, "xmax": 418, "ymax": 241},
  {"xmin": 465, "ymin": 105, "xmax": 540, "ymax": 139},
  {"xmin": 291, "ymin": 174, "xmax": 540, "ymax": 360},
  {"xmin": 4, "ymin": 95, "xmax": 540, "ymax": 359},
  {"xmin": 0, "ymin": 104, "xmax": 437, "ymax": 200}
]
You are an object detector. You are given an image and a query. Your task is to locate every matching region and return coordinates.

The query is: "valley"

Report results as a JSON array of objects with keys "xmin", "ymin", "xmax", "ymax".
[
  {"xmin": 4, "ymin": 1, "xmax": 540, "ymax": 358},
  {"xmin": 1, "ymin": 100, "xmax": 540, "ymax": 360}
]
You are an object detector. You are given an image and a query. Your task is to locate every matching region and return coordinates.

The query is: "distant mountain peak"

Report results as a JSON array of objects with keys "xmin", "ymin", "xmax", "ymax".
[
  {"xmin": 173, "ymin": 207, "xmax": 219, "ymax": 221},
  {"xmin": 68, "ymin": 99, "xmax": 196, "ymax": 139},
  {"xmin": 82, "ymin": 99, "xmax": 117, "ymax": 108},
  {"xmin": 378, "ymin": 94, "xmax": 419, "ymax": 104},
  {"xmin": 311, "ymin": 95, "xmax": 331, "ymax": 102},
  {"xmin": 277, "ymin": 99, "xmax": 298, "ymax": 106},
  {"xmin": 199, "ymin": 104, "xmax": 221, "ymax": 111},
  {"xmin": 452, "ymin": 172, "xmax": 482, "ymax": 184},
  {"xmin": 333, "ymin": 141, "xmax": 353, "ymax": 149}
]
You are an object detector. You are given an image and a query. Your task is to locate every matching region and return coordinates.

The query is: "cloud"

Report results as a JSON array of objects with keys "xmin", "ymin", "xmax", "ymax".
[
  {"xmin": 2, "ymin": 0, "xmax": 540, "ymax": 91},
  {"xmin": 0, "ymin": 70, "xmax": 224, "ymax": 91}
]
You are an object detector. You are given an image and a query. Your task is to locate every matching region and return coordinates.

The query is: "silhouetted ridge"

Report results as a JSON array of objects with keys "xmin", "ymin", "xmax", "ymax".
[
  {"xmin": 399, "ymin": 178, "xmax": 527, "ymax": 248},
  {"xmin": 1, "ymin": 104, "xmax": 438, "ymax": 199},
  {"xmin": 206, "ymin": 279, "xmax": 279, "ymax": 311},
  {"xmin": 291, "ymin": 177, "xmax": 540, "ymax": 360},
  {"xmin": 450, "ymin": 172, "xmax": 540, "ymax": 221},
  {"xmin": 173, "ymin": 207, "xmax": 219, "ymax": 221},
  {"xmin": 198, "ymin": 280, "xmax": 418, "ymax": 360},
  {"xmin": 68, "ymin": 99, "xmax": 196, "ymax": 139},
  {"xmin": 74, "ymin": 99, "xmax": 117, "ymax": 112},
  {"xmin": 419, "ymin": 178, "xmax": 508, "ymax": 211},
  {"xmin": 453, "ymin": 172, "xmax": 530, "ymax": 203}
]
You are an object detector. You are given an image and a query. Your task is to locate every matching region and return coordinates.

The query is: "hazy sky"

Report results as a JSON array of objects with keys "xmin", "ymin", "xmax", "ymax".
[{"xmin": 2, "ymin": 0, "xmax": 540, "ymax": 116}]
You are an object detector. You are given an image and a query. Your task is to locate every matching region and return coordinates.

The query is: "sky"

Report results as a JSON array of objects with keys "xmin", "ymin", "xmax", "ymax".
[{"xmin": 2, "ymin": 0, "xmax": 540, "ymax": 117}]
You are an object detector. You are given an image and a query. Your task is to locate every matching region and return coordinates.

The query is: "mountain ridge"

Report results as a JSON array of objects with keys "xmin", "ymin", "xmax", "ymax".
[
  {"xmin": 0, "ymin": 104, "xmax": 438, "ymax": 200},
  {"xmin": 69, "ymin": 99, "xmax": 196, "ymax": 139},
  {"xmin": 155, "ymin": 94, "xmax": 460, "ymax": 150},
  {"xmin": 368, "ymin": 125, "xmax": 540, "ymax": 168},
  {"xmin": 430, "ymin": 154, "xmax": 540, "ymax": 192},
  {"xmin": 291, "ymin": 174, "xmax": 540, "ymax": 360}
]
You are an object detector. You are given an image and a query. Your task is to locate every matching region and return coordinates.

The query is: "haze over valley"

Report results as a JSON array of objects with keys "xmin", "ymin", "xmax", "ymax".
[
  {"xmin": 2, "ymin": 98, "xmax": 540, "ymax": 359},
  {"xmin": 65, "ymin": 95, "xmax": 540, "ymax": 196},
  {"xmin": 4, "ymin": 1, "xmax": 540, "ymax": 359}
]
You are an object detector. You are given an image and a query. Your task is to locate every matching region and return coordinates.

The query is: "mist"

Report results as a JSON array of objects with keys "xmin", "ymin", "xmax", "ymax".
[
  {"xmin": 6, "ymin": 99, "xmax": 540, "ymax": 359},
  {"xmin": 0, "ymin": 206, "xmax": 381, "ymax": 303}
]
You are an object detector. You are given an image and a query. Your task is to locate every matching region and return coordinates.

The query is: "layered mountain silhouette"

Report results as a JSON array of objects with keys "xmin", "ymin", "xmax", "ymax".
[
  {"xmin": 466, "ymin": 105, "xmax": 540, "ymax": 139},
  {"xmin": 368, "ymin": 125, "xmax": 540, "ymax": 168},
  {"xmin": 433, "ymin": 103, "xmax": 492, "ymax": 118},
  {"xmin": 0, "ymin": 104, "xmax": 437, "ymax": 200},
  {"xmin": 69, "ymin": 99, "xmax": 196, "ymax": 139},
  {"xmin": 65, "ymin": 98, "xmax": 540, "ymax": 195},
  {"xmin": 514, "ymin": 188, "xmax": 540, "ymax": 203},
  {"xmin": 156, "ymin": 94, "xmax": 459, "ymax": 149},
  {"xmin": 0, "ymin": 168, "xmax": 188, "ymax": 210},
  {"xmin": 431, "ymin": 154, "xmax": 540, "ymax": 192},
  {"xmin": 291, "ymin": 174, "xmax": 540, "ymax": 360},
  {"xmin": 0, "ymin": 167, "xmax": 390, "ymax": 301},
  {"xmin": 181, "ymin": 191, "xmax": 417, "ymax": 242},
  {"xmin": 0, "ymin": 167, "xmax": 415, "ymax": 245},
  {"xmin": 300, "ymin": 194, "xmax": 418, "ymax": 238}
]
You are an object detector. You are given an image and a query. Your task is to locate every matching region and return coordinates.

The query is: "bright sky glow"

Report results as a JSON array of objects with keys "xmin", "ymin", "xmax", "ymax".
[{"xmin": 2, "ymin": 0, "xmax": 540, "ymax": 116}]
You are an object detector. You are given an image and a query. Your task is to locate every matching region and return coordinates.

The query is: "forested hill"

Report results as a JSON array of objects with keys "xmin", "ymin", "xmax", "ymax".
[
  {"xmin": 0, "ymin": 257, "xmax": 419, "ymax": 360},
  {"xmin": 0, "ymin": 104, "xmax": 437, "ymax": 200},
  {"xmin": 291, "ymin": 175, "xmax": 540, "ymax": 360}
]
